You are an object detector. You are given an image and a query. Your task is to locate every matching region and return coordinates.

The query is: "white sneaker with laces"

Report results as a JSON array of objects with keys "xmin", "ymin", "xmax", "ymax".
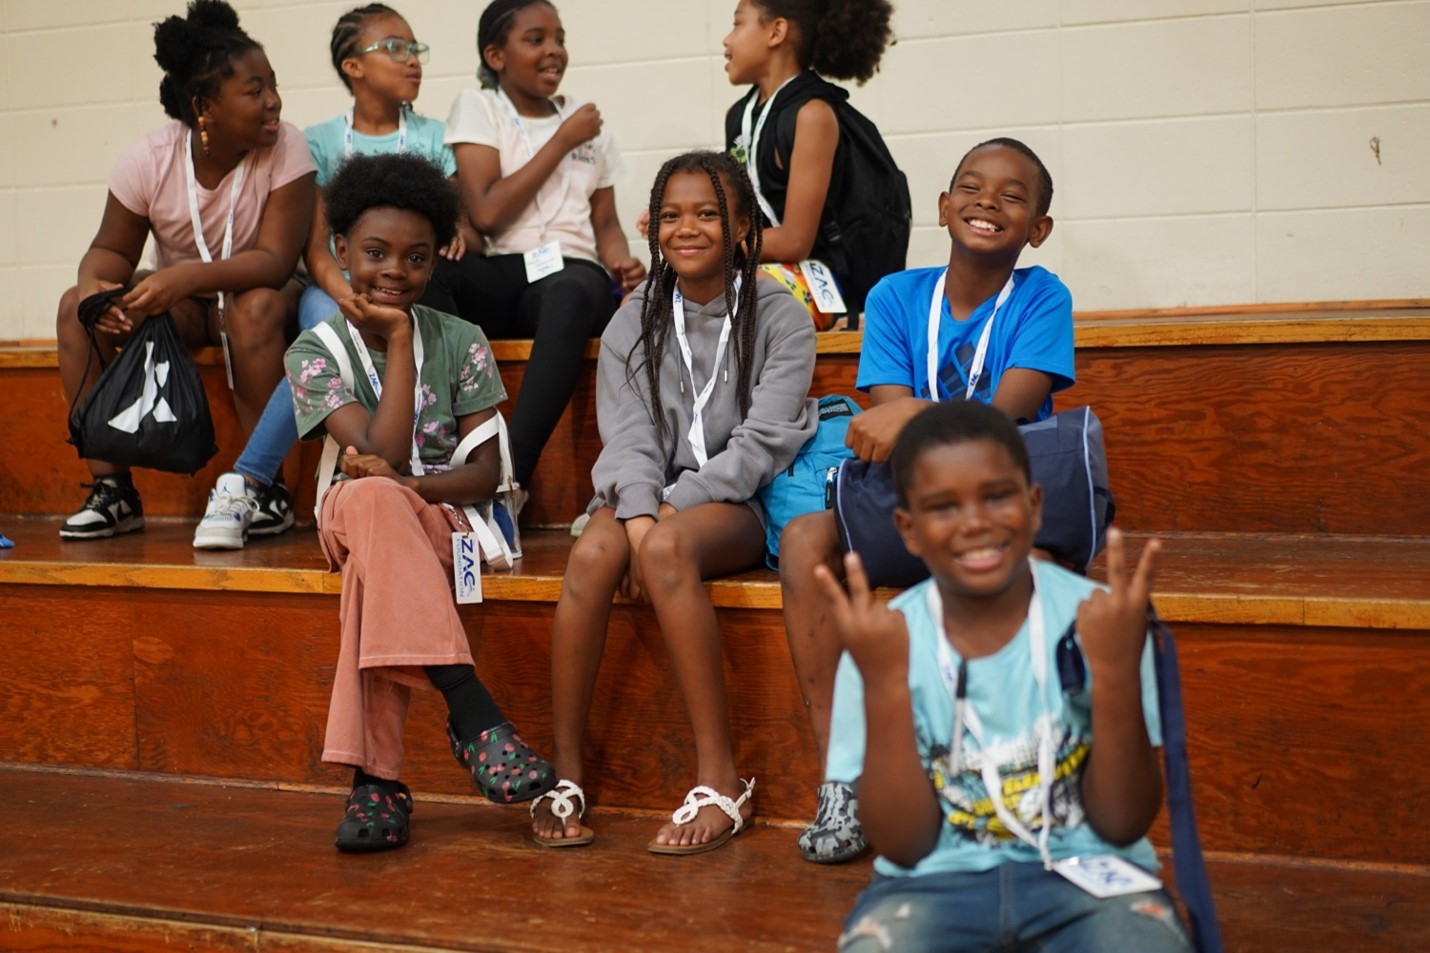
[{"xmin": 193, "ymin": 472, "xmax": 259, "ymax": 550}]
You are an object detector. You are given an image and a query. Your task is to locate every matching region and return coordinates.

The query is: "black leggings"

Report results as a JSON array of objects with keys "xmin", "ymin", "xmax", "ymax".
[{"xmin": 422, "ymin": 254, "xmax": 615, "ymax": 487}]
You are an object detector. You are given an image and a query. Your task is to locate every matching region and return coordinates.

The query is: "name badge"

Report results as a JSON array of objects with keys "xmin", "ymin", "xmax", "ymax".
[
  {"xmin": 523, "ymin": 240, "xmax": 565, "ymax": 283},
  {"xmin": 798, "ymin": 259, "xmax": 847, "ymax": 315},
  {"xmin": 451, "ymin": 532, "xmax": 483, "ymax": 604},
  {"xmin": 1053, "ymin": 855, "xmax": 1163, "ymax": 899}
]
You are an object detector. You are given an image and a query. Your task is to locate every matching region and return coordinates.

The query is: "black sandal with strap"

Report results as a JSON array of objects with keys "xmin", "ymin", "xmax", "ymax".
[{"xmin": 335, "ymin": 781, "xmax": 413, "ymax": 853}]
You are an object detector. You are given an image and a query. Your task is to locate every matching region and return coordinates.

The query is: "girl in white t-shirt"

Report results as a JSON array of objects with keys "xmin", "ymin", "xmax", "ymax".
[
  {"xmin": 54, "ymin": 0, "xmax": 315, "ymax": 542},
  {"xmin": 432, "ymin": 0, "xmax": 646, "ymax": 502}
]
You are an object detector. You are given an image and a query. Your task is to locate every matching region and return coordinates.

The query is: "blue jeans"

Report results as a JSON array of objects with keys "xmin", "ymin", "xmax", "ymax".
[
  {"xmin": 233, "ymin": 284, "xmax": 338, "ymax": 484},
  {"xmin": 839, "ymin": 862, "xmax": 1192, "ymax": 953}
]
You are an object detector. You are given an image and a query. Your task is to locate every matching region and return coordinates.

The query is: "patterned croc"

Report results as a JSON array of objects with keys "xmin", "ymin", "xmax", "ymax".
[
  {"xmin": 334, "ymin": 782, "xmax": 413, "ymax": 853},
  {"xmin": 530, "ymin": 779, "xmax": 595, "ymax": 848},
  {"xmin": 648, "ymin": 778, "xmax": 755, "ymax": 856},
  {"xmin": 797, "ymin": 780, "xmax": 869, "ymax": 863},
  {"xmin": 447, "ymin": 720, "xmax": 557, "ymax": 804}
]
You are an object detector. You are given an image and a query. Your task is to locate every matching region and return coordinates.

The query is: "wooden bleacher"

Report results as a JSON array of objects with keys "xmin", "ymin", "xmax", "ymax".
[{"xmin": 3, "ymin": 301, "xmax": 1430, "ymax": 952}]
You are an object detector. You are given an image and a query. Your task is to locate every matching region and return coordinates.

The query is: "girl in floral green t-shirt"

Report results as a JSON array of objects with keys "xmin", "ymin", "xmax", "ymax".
[{"xmin": 284, "ymin": 153, "xmax": 554, "ymax": 853}]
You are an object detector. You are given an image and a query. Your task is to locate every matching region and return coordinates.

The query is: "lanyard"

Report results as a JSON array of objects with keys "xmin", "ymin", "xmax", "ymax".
[
  {"xmin": 495, "ymin": 88, "xmax": 571, "ymax": 243},
  {"xmin": 184, "ymin": 129, "xmax": 246, "ymax": 316},
  {"xmin": 929, "ymin": 561, "xmax": 1057, "ymax": 869},
  {"xmin": 671, "ymin": 281, "xmax": 738, "ymax": 467},
  {"xmin": 738, "ymin": 75, "xmax": 798, "ymax": 228},
  {"xmin": 343, "ymin": 106, "xmax": 407, "ymax": 158},
  {"xmin": 342, "ymin": 316, "xmax": 427, "ymax": 478},
  {"xmin": 925, "ymin": 271, "xmax": 1015, "ymax": 402}
]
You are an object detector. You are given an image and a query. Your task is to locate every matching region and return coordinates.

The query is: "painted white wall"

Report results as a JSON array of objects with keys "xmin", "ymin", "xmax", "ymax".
[{"xmin": 1, "ymin": 0, "xmax": 1426, "ymax": 338}]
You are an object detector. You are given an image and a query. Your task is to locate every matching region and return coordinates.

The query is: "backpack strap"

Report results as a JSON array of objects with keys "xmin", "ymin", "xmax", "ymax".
[
  {"xmin": 310, "ymin": 321, "xmax": 354, "ymax": 523},
  {"xmin": 449, "ymin": 413, "xmax": 517, "ymax": 571},
  {"xmin": 1058, "ymin": 611, "xmax": 1223, "ymax": 953}
]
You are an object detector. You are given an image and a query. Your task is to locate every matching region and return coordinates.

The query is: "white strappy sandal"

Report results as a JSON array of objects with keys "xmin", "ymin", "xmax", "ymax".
[
  {"xmin": 647, "ymin": 778, "xmax": 755, "ymax": 855},
  {"xmin": 530, "ymin": 780, "xmax": 594, "ymax": 848}
]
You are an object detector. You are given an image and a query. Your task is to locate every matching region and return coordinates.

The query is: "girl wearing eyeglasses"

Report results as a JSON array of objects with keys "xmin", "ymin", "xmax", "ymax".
[
  {"xmin": 211, "ymin": 5, "xmax": 473, "ymax": 552},
  {"xmin": 428, "ymin": 0, "xmax": 647, "ymax": 524}
]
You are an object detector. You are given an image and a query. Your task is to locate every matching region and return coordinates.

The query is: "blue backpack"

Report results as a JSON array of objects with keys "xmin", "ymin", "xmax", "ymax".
[{"xmin": 759, "ymin": 394, "xmax": 862, "ymax": 568}]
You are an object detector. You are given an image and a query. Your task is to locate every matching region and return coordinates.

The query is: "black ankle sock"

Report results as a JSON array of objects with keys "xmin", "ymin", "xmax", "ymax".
[
  {"xmin": 424, "ymin": 664, "xmax": 504, "ymax": 740},
  {"xmin": 352, "ymin": 767, "xmax": 404, "ymax": 795}
]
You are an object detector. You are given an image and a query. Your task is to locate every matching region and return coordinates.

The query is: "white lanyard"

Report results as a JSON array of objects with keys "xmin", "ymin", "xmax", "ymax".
[
  {"xmin": 671, "ymin": 281, "xmax": 737, "ymax": 467},
  {"xmin": 343, "ymin": 106, "xmax": 407, "ymax": 158},
  {"xmin": 184, "ymin": 129, "xmax": 246, "ymax": 316},
  {"xmin": 495, "ymin": 88, "xmax": 571, "ymax": 243},
  {"xmin": 929, "ymin": 561, "xmax": 1057, "ymax": 869},
  {"xmin": 925, "ymin": 271, "xmax": 1015, "ymax": 402},
  {"xmin": 738, "ymin": 75, "xmax": 798, "ymax": 228},
  {"xmin": 342, "ymin": 316, "xmax": 427, "ymax": 478}
]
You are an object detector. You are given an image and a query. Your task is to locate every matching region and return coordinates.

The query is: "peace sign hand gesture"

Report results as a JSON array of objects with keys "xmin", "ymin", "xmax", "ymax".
[
  {"xmin": 1076, "ymin": 528, "xmax": 1161, "ymax": 681},
  {"xmin": 813, "ymin": 551, "xmax": 910, "ymax": 687}
]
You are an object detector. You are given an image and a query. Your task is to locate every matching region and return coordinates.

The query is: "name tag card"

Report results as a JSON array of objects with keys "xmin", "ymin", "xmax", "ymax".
[
  {"xmin": 523, "ymin": 241, "xmax": 565, "ymax": 283},
  {"xmin": 798, "ymin": 259, "xmax": 847, "ymax": 314},
  {"xmin": 452, "ymin": 532, "xmax": 483, "ymax": 604},
  {"xmin": 1053, "ymin": 855, "xmax": 1163, "ymax": 899}
]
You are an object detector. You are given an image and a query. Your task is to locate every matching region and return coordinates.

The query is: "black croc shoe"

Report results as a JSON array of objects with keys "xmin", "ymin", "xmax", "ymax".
[{"xmin": 335, "ymin": 782, "xmax": 413, "ymax": 853}]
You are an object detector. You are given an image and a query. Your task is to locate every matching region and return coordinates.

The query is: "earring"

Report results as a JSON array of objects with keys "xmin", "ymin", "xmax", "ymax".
[{"xmin": 198, "ymin": 115, "xmax": 211, "ymax": 158}]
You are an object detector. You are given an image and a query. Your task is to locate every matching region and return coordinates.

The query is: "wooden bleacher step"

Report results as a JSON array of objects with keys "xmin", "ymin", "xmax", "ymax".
[{"xmin": 3, "ymin": 765, "xmax": 1427, "ymax": 952}]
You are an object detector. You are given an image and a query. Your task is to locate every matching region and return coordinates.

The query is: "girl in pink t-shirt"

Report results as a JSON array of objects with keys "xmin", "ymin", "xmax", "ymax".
[{"xmin": 55, "ymin": 0, "xmax": 315, "ymax": 541}]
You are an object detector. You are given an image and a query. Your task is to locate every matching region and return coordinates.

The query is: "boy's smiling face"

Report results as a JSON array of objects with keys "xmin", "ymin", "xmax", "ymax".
[
  {"xmin": 895, "ymin": 437, "xmax": 1042, "ymax": 602},
  {"xmin": 939, "ymin": 144, "xmax": 1052, "ymax": 258}
]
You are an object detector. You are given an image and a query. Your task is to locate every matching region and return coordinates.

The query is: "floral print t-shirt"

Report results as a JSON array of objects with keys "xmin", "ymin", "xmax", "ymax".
[{"xmin": 285, "ymin": 304, "xmax": 506, "ymax": 479}]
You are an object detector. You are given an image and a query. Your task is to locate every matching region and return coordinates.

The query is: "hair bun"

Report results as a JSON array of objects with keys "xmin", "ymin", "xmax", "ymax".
[{"xmin": 185, "ymin": 0, "xmax": 242, "ymax": 32}]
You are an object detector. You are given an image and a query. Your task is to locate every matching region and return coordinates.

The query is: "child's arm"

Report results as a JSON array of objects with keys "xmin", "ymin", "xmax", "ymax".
[
  {"xmin": 75, "ymin": 194, "xmax": 151, "ymax": 333},
  {"xmin": 303, "ymin": 188, "xmax": 352, "ymax": 305},
  {"xmin": 314, "ymin": 296, "xmax": 424, "ymax": 471},
  {"xmin": 340, "ymin": 405, "xmax": 502, "ymax": 505},
  {"xmin": 121, "ymin": 172, "xmax": 316, "ymax": 317},
  {"xmin": 454, "ymin": 103, "xmax": 603, "ymax": 236},
  {"xmin": 1077, "ymin": 529, "xmax": 1166, "ymax": 845},
  {"xmin": 589, "ymin": 186, "xmax": 645, "ymax": 292},
  {"xmin": 589, "ymin": 293, "xmax": 670, "ymax": 522},
  {"xmin": 815, "ymin": 552, "xmax": 942, "ymax": 867},
  {"xmin": 759, "ymin": 99, "xmax": 839, "ymax": 263}
]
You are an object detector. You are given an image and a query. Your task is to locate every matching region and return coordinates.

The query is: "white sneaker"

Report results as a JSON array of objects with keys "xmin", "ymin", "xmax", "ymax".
[{"xmin": 193, "ymin": 472, "xmax": 259, "ymax": 550}]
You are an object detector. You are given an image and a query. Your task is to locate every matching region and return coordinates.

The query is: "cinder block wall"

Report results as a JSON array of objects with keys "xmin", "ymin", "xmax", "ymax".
[{"xmin": 2, "ymin": 0, "xmax": 1426, "ymax": 338}]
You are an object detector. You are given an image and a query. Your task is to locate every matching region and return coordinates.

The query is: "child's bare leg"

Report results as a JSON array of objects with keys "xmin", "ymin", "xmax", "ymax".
[
  {"xmin": 532, "ymin": 507, "xmax": 627, "ymax": 841},
  {"xmin": 779, "ymin": 509, "xmax": 846, "ymax": 766},
  {"xmin": 639, "ymin": 503, "xmax": 764, "ymax": 847}
]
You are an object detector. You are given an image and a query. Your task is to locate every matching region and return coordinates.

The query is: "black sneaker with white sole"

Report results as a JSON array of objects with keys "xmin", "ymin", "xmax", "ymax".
[
  {"xmin": 59, "ymin": 477, "xmax": 145, "ymax": 540},
  {"xmin": 248, "ymin": 481, "xmax": 295, "ymax": 536}
]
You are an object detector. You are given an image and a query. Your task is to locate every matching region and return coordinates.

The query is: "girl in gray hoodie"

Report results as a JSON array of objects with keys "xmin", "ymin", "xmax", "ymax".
[{"xmin": 528, "ymin": 151, "xmax": 818, "ymax": 854}]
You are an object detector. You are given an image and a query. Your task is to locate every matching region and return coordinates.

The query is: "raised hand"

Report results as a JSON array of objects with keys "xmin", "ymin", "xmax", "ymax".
[
  {"xmin": 339, "ymin": 292, "xmax": 411, "ymax": 342},
  {"xmin": 559, "ymin": 103, "xmax": 603, "ymax": 149},
  {"xmin": 1076, "ymin": 528, "xmax": 1161, "ymax": 678},
  {"xmin": 814, "ymin": 551, "xmax": 910, "ymax": 684}
]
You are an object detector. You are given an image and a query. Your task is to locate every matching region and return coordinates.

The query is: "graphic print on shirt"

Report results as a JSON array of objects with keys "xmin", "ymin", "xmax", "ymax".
[
  {"xmin": 928, "ymin": 714, "xmax": 1090, "ymax": 848},
  {"xmin": 920, "ymin": 338, "xmax": 994, "ymax": 404}
]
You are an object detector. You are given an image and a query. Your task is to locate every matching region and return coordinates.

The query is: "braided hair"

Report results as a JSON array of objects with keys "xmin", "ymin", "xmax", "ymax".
[
  {"xmin": 630, "ymin": 151, "xmax": 765, "ymax": 451},
  {"xmin": 476, "ymin": 0, "xmax": 557, "ymax": 89},
  {"xmin": 153, "ymin": 0, "xmax": 263, "ymax": 125},
  {"xmin": 751, "ymin": 0, "xmax": 894, "ymax": 84},
  {"xmin": 329, "ymin": 4, "xmax": 401, "ymax": 91}
]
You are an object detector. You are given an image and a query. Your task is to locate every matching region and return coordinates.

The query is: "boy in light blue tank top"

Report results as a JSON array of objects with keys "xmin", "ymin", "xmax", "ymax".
[{"xmin": 819, "ymin": 401, "xmax": 1191, "ymax": 952}]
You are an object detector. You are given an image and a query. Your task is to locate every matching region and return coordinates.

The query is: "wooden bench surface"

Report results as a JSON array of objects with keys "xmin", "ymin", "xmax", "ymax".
[
  {"xmin": 3, "ymin": 765, "xmax": 1426, "ymax": 953},
  {"xmin": 3, "ymin": 520, "xmax": 1428, "ymax": 629}
]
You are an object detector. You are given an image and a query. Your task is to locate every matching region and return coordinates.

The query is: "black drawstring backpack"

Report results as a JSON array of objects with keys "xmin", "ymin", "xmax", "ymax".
[{"xmin": 67, "ymin": 287, "xmax": 217, "ymax": 475}]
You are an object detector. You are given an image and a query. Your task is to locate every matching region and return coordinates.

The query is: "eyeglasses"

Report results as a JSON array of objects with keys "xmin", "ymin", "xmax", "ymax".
[{"xmin": 355, "ymin": 38, "xmax": 430, "ymax": 64}]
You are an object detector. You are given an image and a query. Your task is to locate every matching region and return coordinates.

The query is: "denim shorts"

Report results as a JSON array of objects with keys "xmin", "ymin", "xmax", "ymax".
[{"xmin": 838, "ymin": 861, "xmax": 1192, "ymax": 953}]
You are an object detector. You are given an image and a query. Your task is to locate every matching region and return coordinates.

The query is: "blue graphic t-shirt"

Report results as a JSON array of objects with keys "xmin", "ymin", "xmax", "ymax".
[
  {"xmin": 856, "ymin": 265, "xmax": 1074, "ymax": 422},
  {"xmin": 826, "ymin": 561, "xmax": 1162, "ymax": 878}
]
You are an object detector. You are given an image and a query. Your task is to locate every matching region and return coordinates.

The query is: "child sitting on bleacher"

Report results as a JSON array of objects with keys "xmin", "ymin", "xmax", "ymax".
[
  {"xmin": 284, "ymin": 152, "xmax": 554, "ymax": 853},
  {"xmin": 528, "ymin": 150, "xmax": 817, "ymax": 854},
  {"xmin": 780, "ymin": 138, "xmax": 1075, "ymax": 862},
  {"xmin": 820, "ymin": 400, "xmax": 1191, "ymax": 951},
  {"xmin": 55, "ymin": 0, "xmax": 315, "ymax": 542},
  {"xmin": 194, "ymin": 3, "xmax": 466, "ymax": 550},
  {"xmin": 427, "ymin": 0, "xmax": 647, "ymax": 509}
]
